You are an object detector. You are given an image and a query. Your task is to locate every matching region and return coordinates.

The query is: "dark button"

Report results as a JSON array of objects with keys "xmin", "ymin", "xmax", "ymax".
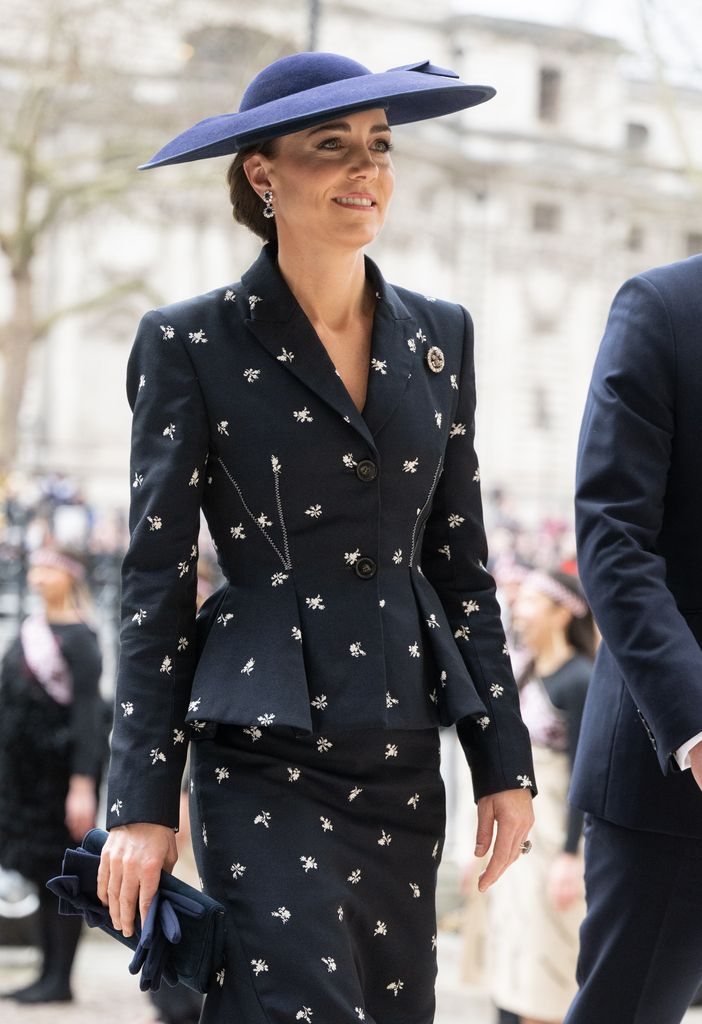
[
  {"xmin": 356, "ymin": 459, "xmax": 377, "ymax": 481},
  {"xmin": 355, "ymin": 556, "xmax": 377, "ymax": 579}
]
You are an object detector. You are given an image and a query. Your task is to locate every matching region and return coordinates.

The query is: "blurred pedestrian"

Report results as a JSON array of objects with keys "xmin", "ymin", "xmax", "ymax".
[
  {"xmin": 486, "ymin": 569, "xmax": 595, "ymax": 1024},
  {"xmin": 0, "ymin": 544, "xmax": 108, "ymax": 1004}
]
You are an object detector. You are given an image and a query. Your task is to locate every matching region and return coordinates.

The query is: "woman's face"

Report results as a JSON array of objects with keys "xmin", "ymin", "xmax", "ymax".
[
  {"xmin": 513, "ymin": 584, "xmax": 571, "ymax": 655},
  {"xmin": 27, "ymin": 564, "xmax": 72, "ymax": 604},
  {"xmin": 246, "ymin": 107, "xmax": 395, "ymax": 251}
]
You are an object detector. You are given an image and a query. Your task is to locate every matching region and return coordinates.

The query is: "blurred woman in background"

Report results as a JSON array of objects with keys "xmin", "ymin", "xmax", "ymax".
[
  {"xmin": 0, "ymin": 545, "xmax": 108, "ymax": 1005},
  {"xmin": 486, "ymin": 569, "xmax": 596, "ymax": 1024}
]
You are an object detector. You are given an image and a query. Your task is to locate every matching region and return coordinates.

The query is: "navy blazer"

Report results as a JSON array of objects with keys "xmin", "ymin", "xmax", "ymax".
[
  {"xmin": 571, "ymin": 255, "xmax": 702, "ymax": 837},
  {"xmin": 104, "ymin": 241, "xmax": 535, "ymax": 831}
]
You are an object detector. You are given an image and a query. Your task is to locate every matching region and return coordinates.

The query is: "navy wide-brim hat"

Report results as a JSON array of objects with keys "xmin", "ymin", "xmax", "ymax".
[{"xmin": 138, "ymin": 51, "xmax": 496, "ymax": 170}]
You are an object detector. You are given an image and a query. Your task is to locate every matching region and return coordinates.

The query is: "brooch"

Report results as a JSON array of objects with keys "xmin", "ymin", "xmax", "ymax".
[{"xmin": 426, "ymin": 346, "xmax": 445, "ymax": 373}]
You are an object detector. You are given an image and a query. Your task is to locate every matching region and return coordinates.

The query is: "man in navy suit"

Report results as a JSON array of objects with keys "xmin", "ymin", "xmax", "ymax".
[{"xmin": 564, "ymin": 255, "xmax": 702, "ymax": 1024}]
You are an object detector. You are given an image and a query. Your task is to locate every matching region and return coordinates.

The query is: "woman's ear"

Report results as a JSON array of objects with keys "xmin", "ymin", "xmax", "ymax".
[{"xmin": 243, "ymin": 154, "xmax": 272, "ymax": 198}]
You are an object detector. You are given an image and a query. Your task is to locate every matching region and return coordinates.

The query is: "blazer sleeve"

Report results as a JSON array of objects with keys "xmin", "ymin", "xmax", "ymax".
[
  {"xmin": 575, "ymin": 274, "xmax": 702, "ymax": 775},
  {"xmin": 104, "ymin": 310, "xmax": 209, "ymax": 831},
  {"xmin": 420, "ymin": 305, "xmax": 536, "ymax": 802}
]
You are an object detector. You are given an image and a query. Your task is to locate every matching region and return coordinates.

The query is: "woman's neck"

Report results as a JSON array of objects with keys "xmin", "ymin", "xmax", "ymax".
[
  {"xmin": 534, "ymin": 635, "xmax": 576, "ymax": 677},
  {"xmin": 275, "ymin": 236, "xmax": 372, "ymax": 332},
  {"xmin": 44, "ymin": 599, "xmax": 81, "ymax": 624}
]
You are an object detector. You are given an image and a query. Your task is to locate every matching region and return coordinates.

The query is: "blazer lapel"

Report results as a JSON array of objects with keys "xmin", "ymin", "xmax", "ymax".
[{"xmin": 240, "ymin": 243, "xmax": 419, "ymax": 449}]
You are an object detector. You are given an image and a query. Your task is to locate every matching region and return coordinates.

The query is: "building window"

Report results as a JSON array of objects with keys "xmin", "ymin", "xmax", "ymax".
[
  {"xmin": 538, "ymin": 67, "xmax": 561, "ymax": 122},
  {"xmin": 532, "ymin": 203, "xmax": 561, "ymax": 233},
  {"xmin": 626, "ymin": 225, "xmax": 645, "ymax": 252},
  {"xmin": 686, "ymin": 233, "xmax": 702, "ymax": 257},
  {"xmin": 626, "ymin": 122, "xmax": 650, "ymax": 152}
]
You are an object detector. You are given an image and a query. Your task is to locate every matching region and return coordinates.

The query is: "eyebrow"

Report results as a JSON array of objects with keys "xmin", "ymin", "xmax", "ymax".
[{"xmin": 307, "ymin": 121, "xmax": 392, "ymax": 136}]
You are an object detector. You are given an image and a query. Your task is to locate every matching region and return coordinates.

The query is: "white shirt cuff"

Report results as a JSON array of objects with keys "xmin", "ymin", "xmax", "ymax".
[{"xmin": 674, "ymin": 730, "xmax": 702, "ymax": 770}]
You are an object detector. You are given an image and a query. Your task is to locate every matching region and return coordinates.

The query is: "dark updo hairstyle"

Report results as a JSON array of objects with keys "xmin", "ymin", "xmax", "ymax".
[
  {"xmin": 549, "ymin": 570, "xmax": 597, "ymax": 662},
  {"xmin": 226, "ymin": 139, "xmax": 279, "ymax": 243}
]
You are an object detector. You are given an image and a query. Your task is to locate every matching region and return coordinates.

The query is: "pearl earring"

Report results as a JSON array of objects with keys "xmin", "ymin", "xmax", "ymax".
[{"xmin": 262, "ymin": 190, "xmax": 275, "ymax": 219}]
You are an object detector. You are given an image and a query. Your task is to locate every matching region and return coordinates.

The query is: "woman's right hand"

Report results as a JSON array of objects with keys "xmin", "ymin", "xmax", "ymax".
[{"xmin": 96, "ymin": 822, "xmax": 179, "ymax": 938}]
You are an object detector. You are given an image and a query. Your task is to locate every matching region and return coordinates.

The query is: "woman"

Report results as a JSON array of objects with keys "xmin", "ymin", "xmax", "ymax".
[
  {"xmin": 0, "ymin": 545, "xmax": 106, "ymax": 1004},
  {"xmin": 486, "ymin": 569, "xmax": 595, "ymax": 1024},
  {"xmin": 98, "ymin": 52, "xmax": 536, "ymax": 1023}
]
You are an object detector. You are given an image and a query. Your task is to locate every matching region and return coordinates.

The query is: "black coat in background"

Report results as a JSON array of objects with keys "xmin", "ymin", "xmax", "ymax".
[{"xmin": 105, "ymin": 241, "xmax": 535, "ymax": 831}]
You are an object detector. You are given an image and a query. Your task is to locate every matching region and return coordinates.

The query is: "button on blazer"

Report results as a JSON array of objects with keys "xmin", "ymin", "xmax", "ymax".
[{"xmin": 105, "ymin": 241, "xmax": 535, "ymax": 830}]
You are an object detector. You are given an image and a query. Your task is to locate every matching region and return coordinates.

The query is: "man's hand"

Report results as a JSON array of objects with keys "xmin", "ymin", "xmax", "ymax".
[
  {"xmin": 689, "ymin": 739, "xmax": 702, "ymax": 791},
  {"xmin": 474, "ymin": 788, "xmax": 535, "ymax": 893},
  {"xmin": 96, "ymin": 823, "xmax": 178, "ymax": 939}
]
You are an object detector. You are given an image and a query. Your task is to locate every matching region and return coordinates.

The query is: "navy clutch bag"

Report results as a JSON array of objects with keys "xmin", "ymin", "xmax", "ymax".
[{"xmin": 46, "ymin": 827, "xmax": 226, "ymax": 993}]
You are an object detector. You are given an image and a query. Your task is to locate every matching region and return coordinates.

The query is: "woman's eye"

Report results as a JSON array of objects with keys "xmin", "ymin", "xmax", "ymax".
[
  {"xmin": 319, "ymin": 137, "xmax": 342, "ymax": 150},
  {"xmin": 372, "ymin": 139, "xmax": 394, "ymax": 153}
]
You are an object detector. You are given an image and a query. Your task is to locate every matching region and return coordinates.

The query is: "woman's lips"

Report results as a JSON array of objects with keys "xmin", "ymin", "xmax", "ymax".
[{"xmin": 333, "ymin": 195, "xmax": 376, "ymax": 208}]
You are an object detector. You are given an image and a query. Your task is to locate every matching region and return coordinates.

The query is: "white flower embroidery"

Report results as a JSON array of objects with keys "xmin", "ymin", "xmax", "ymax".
[
  {"xmin": 271, "ymin": 906, "xmax": 291, "ymax": 924},
  {"xmin": 150, "ymin": 748, "xmax": 166, "ymax": 765},
  {"xmin": 502, "ymin": 641, "xmax": 510, "ymax": 656},
  {"xmin": 300, "ymin": 856, "xmax": 318, "ymax": 872},
  {"xmin": 403, "ymin": 458, "xmax": 419, "ymax": 473},
  {"xmin": 374, "ymin": 920, "xmax": 388, "ymax": 936},
  {"xmin": 293, "ymin": 407, "xmax": 314, "ymax": 423},
  {"xmin": 337, "ymin": 906, "xmax": 344, "ymax": 921},
  {"xmin": 438, "ymin": 544, "xmax": 451, "ymax": 559},
  {"xmin": 311, "ymin": 694, "xmax": 328, "ymax": 710},
  {"xmin": 147, "ymin": 514, "xmax": 163, "ymax": 533},
  {"xmin": 277, "ymin": 347, "xmax": 294, "ymax": 362},
  {"xmin": 426, "ymin": 613, "xmax": 440, "ymax": 629},
  {"xmin": 320, "ymin": 816, "xmax": 333, "ymax": 832},
  {"xmin": 450, "ymin": 373, "xmax": 458, "ymax": 389},
  {"xmin": 248, "ymin": 295, "xmax": 262, "ymax": 311},
  {"xmin": 317, "ymin": 737, "xmax": 333, "ymax": 753},
  {"xmin": 432, "ymin": 934, "xmax": 438, "ymax": 950},
  {"xmin": 347, "ymin": 868, "xmax": 362, "ymax": 885},
  {"xmin": 348, "ymin": 786, "xmax": 363, "ymax": 801},
  {"xmin": 160, "ymin": 324, "xmax": 175, "ymax": 340},
  {"xmin": 306, "ymin": 594, "xmax": 325, "ymax": 610},
  {"xmin": 173, "ymin": 728, "xmax": 185, "ymax": 744},
  {"xmin": 491, "ymin": 683, "xmax": 504, "ymax": 698},
  {"xmin": 254, "ymin": 810, "xmax": 272, "ymax": 828},
  {"xmin": 243, "ymin": 368, "xmax": 261, "ymax": 382},
  {"xmin": 258, "ymin": 713, "xmax": 275, "ymax": 726},
  {"xmin": 177, "ymin": 636, "xmax": 189, "ymax": 651},
  {"xmin": 163, "ymin": 423, "xmax": 176, "ymax": 440},
  {"xmin": 454, "ymin": 625, "xmax": 471, "ymax": 640},
  {"xmin": 473, "ymin": 467, "xmax": 481, "ymax": 482},
  {"xmin": 344, "ymin": 549, "xmax": 361, "ymax": 565},
  {"xmin": 110, "ymin": 799, "xmax": 122, "ymax": 816},
  {"xmin": 190, "ymin": 543, "xmax": 198, "ymax": 560},
  {"xmin": 478, "ymin": 716, "xmax": 491, "ymax": 731},
  {"xmin": 188, "ymin": 329, "xmax": 207, "ymax": 344},
  {"xmin": 387, "ymin": 980, "xmax": 404, "ymax": 997},
  {"xmin": 132, "ymin": 609, "xmax": 147, "ymax": 626},
  {"xmin": 244, "ymin": 726, "xmax": 262, "ymax": 742},
  {"xmin": 188, "ymin": 698, "xmax": 201, "ymax": 712},
  {"xmin": 291, "ymin": 626, "xmax": 302, "ymax": 641},
  {"xmin": 288, "ymin": 767, "xmax": 301, "ymax": 782},
  {"xmin": 409, "ymin": 882, "xmax": 421, "ymax": 898},
  {"xmin": 416, "ymin": 328, "xmax": 427, "ymax": 344},
  {"xmin": 434, "ymin": 410, "xmax": 442, "ymax": 429},
  {"xmin": 256, "ymin": 512, "xmax": 273, "ymax": 528},
  {"xmin": 296, "ymin": 1008, "xmax": 313, "ymax": 1022},
  {"xmin": 271, "ymin": 571, "xmax": 288, "ymax": 586},
  {"xmin": 224, "ymin": 289, "xmax": 235, "ymax": 302},
  {"xmin": 176, "ymin": 561, "xmax": 189, "ymax": 579},
  {"xmin": 132, "ymin": 471, "xmax": 143, "ymax": 488},
  {"xmin": 440, "ymin": 669, "xmax": 448, "ymax": 687},
  {"xmin": 429, "ymin": 688, "xmax": 438, "ymax": 704},
  {"xmin": 305, "ymin": 504, "xmax": 322, "ymax": 518},
  {"xmin": 121, "ymin": 701, "xmax": 134, "ymax": 716},
  {"xmin": 251, "ymin": 959, "xmax": 268, "ymax": 975},
  {"xmin": 231, "ymin": 523, "xmax": 246, "ymax": 540},
  {"xmin": 432, "ymin": 839, "xmax": 439, "ymax": 859},
  {"xmin": 217, "ymin": 420, "xmax": 229, "ymax": 436},
  {"xmin": 406, "ymin": 336, "xmax": 416, "ymax": 352},
  {"xmin": 342, "ymin": 452, "xmax": 358, "ymax": 469},
  {"xmin": 408, "ymin": 642, "xmax": 420, "ymax": 658},
  {"xmin": 138, "ymin": 374, "xmax": 146, "ymax": 389},
  {"xmin": 160, "ymin": 655, "xmax": 172, "ymax": 675},
  {"xmin": 321, "ymin": 956, "xmax": 337, "ymax": 972},
  {"xmin": 349, "ymin": 641, "xmax": 366, "ymax": 657},
  {"xmin": 386, "ymin": 691, "xmax": 399, "ymax": 708},
  {"xmin": 448, "ymin": 513, "xmax": 465, "ymax": 528},
  {"xmin": 217, "ymin": 612, "xmax": 234, "ymax": 627},
  {"xmin": 517, "ymin": 774, "xmax": 533, "ymax": 789},
  {"xmin": 463, "ymin": 599, "xmax": 480, "ymax": 615},
  {"xmin": 215, "ymin": 767, "xmax": 230, "ymax": 784},
  {"xmin": 371, "ymin": 358, "xmax": 387, "ymax": 374},
  {"xmin": 378, "ymin": 830, "xmax": 392, "ymax": 846},
  {"xmin": 392, "ymin": 549, "xmax": 403, "ymax": 564},
  {"xmin": 450, "ymin": 422, "xmax": 467, "ymax": 437},
  {"xmin": 408, "ymin": 793, "xmax": 420, "ymax": 810},
  {"xmin": 216, "ymin": 967, "xmax": 225, "ymax": 987},
  {"xmin": 385, "ymin": 743, "xmax": 399, "ymax": 759},
  {"xmin": 189, "ymin": 468, "xmax": 199, "ymax": 487}
]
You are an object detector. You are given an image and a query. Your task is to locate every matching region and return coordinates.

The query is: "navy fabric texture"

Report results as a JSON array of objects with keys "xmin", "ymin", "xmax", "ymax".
[
  {"xmin": 139, "ymin": 52, "xmax": 495, "ymax": 168},
  {"xmin": 564, "ymin": 815, "xmax": 702, "ymax": 1024},
  {"xmin": 104, "ymin": 240, "xmax": 535, "ymax": 831},
  {"xmin": 571, "ymin": 254, "xmax": 702, "ymax": 837},
  {"xmin": 189, "ymin": 724, "xmax": 445, "ymax": 1024}
]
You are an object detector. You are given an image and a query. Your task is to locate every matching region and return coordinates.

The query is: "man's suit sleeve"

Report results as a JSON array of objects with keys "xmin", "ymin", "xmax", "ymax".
[
  {"xmin": 420, "ymin": 305, "xmax": 536, "ymax": 802},
  {"xmin": 575, "ymin": 274, "xmax": 702, "ymax": 775},
  {"xmin": 104, "ymin": 311, "xmax": 209, "ymax": 830}
]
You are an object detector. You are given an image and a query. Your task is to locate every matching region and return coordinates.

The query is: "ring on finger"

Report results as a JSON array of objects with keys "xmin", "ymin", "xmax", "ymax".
[{"xmin": 520, "ymin": 839, "xmax": 533, "ymax": 855}]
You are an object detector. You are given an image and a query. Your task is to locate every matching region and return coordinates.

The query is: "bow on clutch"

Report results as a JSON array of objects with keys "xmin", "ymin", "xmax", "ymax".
[{"xmin": 46, "ymin": 828, "xmax": 226, "ymax": 993}]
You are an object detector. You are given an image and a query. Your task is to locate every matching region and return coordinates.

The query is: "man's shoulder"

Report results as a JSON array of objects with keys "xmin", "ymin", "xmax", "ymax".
[{"xmin": 636, "ymin": 254, "xmax": 702, "ymax": 306}]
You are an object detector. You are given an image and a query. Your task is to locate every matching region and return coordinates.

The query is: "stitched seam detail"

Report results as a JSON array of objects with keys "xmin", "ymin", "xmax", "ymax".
[
  {"xmin": 217, "ymin": 456, "xmax": 291, "ymax": 571},
  {"xmin": 410, "ymin": 454, "xmax": 444, "ymax": 565}
]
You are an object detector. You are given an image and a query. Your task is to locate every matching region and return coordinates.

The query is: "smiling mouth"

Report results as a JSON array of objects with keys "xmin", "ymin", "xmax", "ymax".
[{"xmin": 333, "ymin": 196, "xmax": 376, "ymax": 208}]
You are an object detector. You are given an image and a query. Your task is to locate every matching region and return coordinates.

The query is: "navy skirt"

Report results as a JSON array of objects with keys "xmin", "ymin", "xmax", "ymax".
[{"xmin": 189, "ymin": 723, "xmax": 446, "ymax": 1024}]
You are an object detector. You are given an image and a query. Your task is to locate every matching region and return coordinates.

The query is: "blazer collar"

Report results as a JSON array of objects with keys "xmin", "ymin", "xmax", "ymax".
[{"xmin": 239, "ymin": 241, "xmax": 419, "ymax": 448}]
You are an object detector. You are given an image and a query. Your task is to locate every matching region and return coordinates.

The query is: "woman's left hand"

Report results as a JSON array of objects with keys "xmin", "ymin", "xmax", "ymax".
[
  {"xmin": 547, "ymin": 852, "xmax": 584, "ymax": 912},
  {"xmin": 65, "ymin": 774, "xmax": 98, "ymax": 843}
]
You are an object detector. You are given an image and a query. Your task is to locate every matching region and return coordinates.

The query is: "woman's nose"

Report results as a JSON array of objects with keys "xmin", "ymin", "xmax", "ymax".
[{"xmin": 347, "ymin": 146, "xmax": 379, "ymax": 178}]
